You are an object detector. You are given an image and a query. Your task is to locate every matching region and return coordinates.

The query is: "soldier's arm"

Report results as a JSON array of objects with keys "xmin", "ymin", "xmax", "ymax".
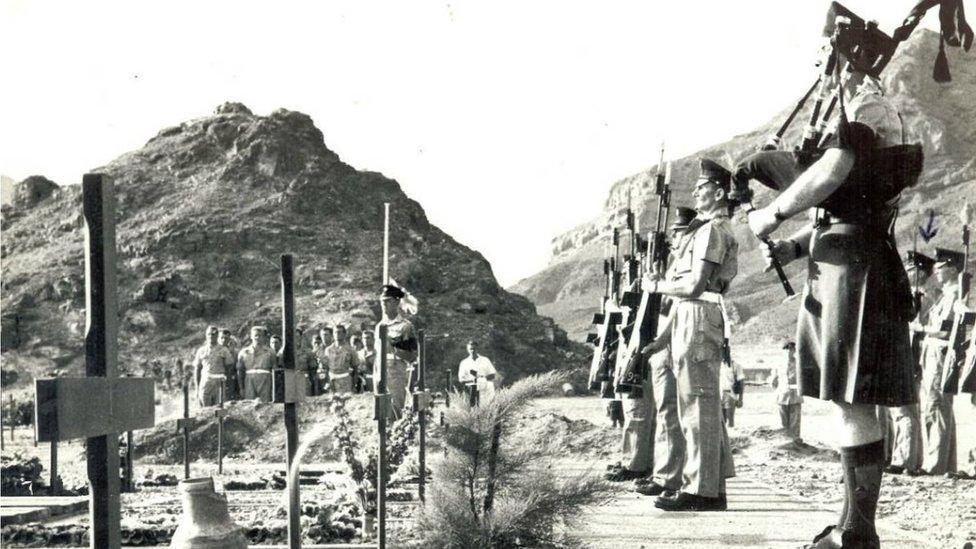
[
  {"xmin": 749, "ymin": 149, "xmax": 855, "ymax": 239},
  {"xmin": 654, "ymin": 259, "xmax": 718, "ymax": 299}
]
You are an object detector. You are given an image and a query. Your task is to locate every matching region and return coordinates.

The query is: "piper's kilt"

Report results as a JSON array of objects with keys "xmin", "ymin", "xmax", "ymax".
[{"xmin": 796, "ymin": 222, "xmax": 916, "ymax": 406}]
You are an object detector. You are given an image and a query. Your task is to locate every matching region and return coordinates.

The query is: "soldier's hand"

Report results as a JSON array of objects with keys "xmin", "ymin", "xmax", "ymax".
[
  {"xmin": 747, "ymin": 206, "xmax": 781, "ymax": 239},
  {"xmin": 761, "ymin": 239, "xmax": 796, "ymax": 273}
]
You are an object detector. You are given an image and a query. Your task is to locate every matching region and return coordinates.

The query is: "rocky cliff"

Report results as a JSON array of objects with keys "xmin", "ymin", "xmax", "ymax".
[
  {"xmin": 511, "ymin": 30, "xmax": 976, "ymax": 346},
  {"xmin": 0, "ymin": 102, "xmax": 582, "ymax": 386}
]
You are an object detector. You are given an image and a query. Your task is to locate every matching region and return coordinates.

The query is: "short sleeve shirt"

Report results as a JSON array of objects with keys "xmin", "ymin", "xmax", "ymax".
[
  {"xmin": 669, "ymin": 215, "xmax": 738, "ymax": 294},
  {"xmin": 195, "ymin": 344, "xmax": 233, "ymax": 376},
  {"xmin": 326, "ymin": 343, "xmax": 360, "ymax": 376},
  {"xmin": 826, "ymin": 79, "xmax": 903, "ymax": 153},
  {"xmin": 238, "ymin": 344, "xmax": 275, "ymax": 373},
  {"xmin": 374, "ymin": 316, "xmax": 416, "ymax": 368}
]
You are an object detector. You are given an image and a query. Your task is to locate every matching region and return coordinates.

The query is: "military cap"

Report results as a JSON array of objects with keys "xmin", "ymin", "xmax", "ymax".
[
  {"xmin": 672, "ymin": 207, "xmax": 697, "ymax": 230},
  {"xmin": 934, "ymin": 247, "xmax": 965, "ymax": 271},
  {"xmin": 381, "ymin": 284, "xmax": 405, "ymax": 299},
  {"xmin": 698, "ymin": 158, "xmax": 732, "ymax": 192},
  {"xmin": 905, "ymin": 251, "xmax": 935, "ymax": 276},
  {"xmin": 782, "ymin": 340, "xmax": 796, "ymax": 349}
]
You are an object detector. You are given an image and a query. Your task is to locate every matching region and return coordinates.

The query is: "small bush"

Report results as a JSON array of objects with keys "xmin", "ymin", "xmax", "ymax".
[{"xmin": 1, "ymin": 451, "xmax": 44, "ymax": 495}]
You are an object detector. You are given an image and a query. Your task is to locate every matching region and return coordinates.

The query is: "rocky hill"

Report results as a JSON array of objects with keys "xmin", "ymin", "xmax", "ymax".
[
  {"xmin": 0, "ymin": 102, "xmax": 582, "ymax": 388},
  {"xmin": 511, "ymin": 30, "xmax": 976, "ymax": 347}
]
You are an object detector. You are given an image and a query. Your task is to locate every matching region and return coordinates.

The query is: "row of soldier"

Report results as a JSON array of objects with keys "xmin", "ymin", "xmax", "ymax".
[
  {"xmin": 189, "ymin": 321, "xmax": 377, "ymax": 406},
  {"xmin": 586, "ymin": 7, "xmax": 975, "ymax": 546}
]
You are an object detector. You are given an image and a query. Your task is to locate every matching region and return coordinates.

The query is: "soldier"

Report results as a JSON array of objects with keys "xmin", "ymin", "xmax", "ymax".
[
  {"xmin": 914, "ymin": 248, "xmax": 963, "ymax": 475},
  {"xmin": 359, "ymin": 330, "xmax": 376, "ymax": 393},
  {"xmin": 458, "ymin": 340, "xmax": 498, "ymax": 403},
  {"xmin": 238, "ymin": 326, "xmax": 274, "ymax": 402},
  {"xmin": 307, "ymin": 333, "xmax": 323, "ymax": 396},
  {"xmin": 746, "ymin": 44, "xmax": 919, "ymax": 545},
  {"xmin": 218, "ymin": 329, "xmax": 239, "ymax": 401},
  {"xmin": 270, "ymin": 334, "xmax": 283, "ymax": 366},
  {"xmin": 326, "ymin": 324, "xmax": 361, "ymax": 394},
  {"xmin": 193, "ymin": 325, "xmax": 235, "ymax": 407},
  {"xmin": 375, "ymin": 285, "xmax": 418, "ymax": 418},
  {"xmin": 634, "ymin": 206, "xmax": 696, "ymax": 496},
  {"xmin": 886, "ymin": 251, "xmax": 935, "ymax": 474},
  {"xmin": 769, "ymin": 341, "xmax": 803, "ymax": 442},
  {"xmin": 720, "ymin": 357, "xmax": 744, "ymax": 429},
  {"xmin": 639, "ymin": 159, "xmax": 738, "ymax": 512}
]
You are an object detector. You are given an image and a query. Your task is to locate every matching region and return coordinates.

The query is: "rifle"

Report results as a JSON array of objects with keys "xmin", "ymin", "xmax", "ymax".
[
  {"xmin": 614, "ymin": 145, "xmax": 671, "ymax": 394},
  {"xmin": 942, "ymin": 203, "xmax": 974, "ymax": 394},
  {"xmin": 587, "ymin": 229, "xmax": 624, "ymax": 392}
]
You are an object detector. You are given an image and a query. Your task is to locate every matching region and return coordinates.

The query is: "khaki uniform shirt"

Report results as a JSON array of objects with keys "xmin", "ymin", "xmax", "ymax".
[
  {"xmin": 668, "ymin": 213, "xmax": 738, "ymax": 294},
  {"xmin": 238, "ymin": 344, "xmax": 275, "ymax": 373},
  {"xmin": 770, "ymin": 352, "xmax": 803, "ymax": 405},
  {"xmin": 195, "ymin": 344, "xmax": 234, "ymax": 376},
  {"xmin": 326, "ymin": 342, "xmax": 360, "ymax": 376}
]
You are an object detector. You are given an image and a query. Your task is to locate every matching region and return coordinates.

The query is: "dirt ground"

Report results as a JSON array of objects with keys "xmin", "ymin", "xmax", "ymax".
[
  {"xmin": 2, "ymin": 379, "xmax": 974, "ymax": 547},
  {"xmin": 529, "ymin": 387, "xmax": 976, "ymax": 549}
]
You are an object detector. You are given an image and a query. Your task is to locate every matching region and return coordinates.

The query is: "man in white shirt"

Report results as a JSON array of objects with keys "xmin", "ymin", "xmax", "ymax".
[{"xmin": 458, "ymin": 340, "xmax": 497, "ymax": 403}]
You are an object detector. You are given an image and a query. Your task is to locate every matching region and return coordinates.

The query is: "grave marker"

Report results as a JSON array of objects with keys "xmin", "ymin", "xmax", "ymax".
[
  {"xmin": 375, "ymin": 324, "xmax": 390, "ymax": 549},
  {"xmin": 175, "ymin": 383, "xmax": 193, "ymax": 479},
  {"xmin": 274, "ymin": 254, "xmax": 302, "ymax": 549},
  {"xmin": 33, "ymin": 174, "xmax": 156, "ymax": 549},
  {"xmin": 412, "ymin": 330, "xmax": 432, "ymax": 503}
]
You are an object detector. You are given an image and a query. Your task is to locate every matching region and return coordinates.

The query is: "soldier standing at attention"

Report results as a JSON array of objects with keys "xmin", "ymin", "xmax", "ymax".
[
  {"xmin": 316, "ymin": 326, "xmax": 334, "ymax": 392},
  {"xmin": 327, "ymin": 324, "xmax": 361, "ymax": 394},
  {"xmin": 640, "ymin": 159, "xmax": 739, "ymax": 512},
  {"xmin": 308, "ymin": 334, "xmax": 323, "ymax": 395},
  {"xmin": 887, "ymin": 251, "xmax": 936, "ymax": 474},
  {"xmin": 218, "ymin": 329, "xmax": 239, "ymax": 401},
  {"xmin": 720, "ymin": 357, "xmax": 744, "ymax": 429},
  {"xmin": 238, "ymin": 326, "xmax": 275, "ymax": 402},
  {"xmin": 747, "ymin": 53, "xmax": 918, "ymax": 546},
  {"xmin": 769, "ymin": 341, "xmax": 803, "ymax": 442},
  {"xmin": 270, "ymin": 334, "xmax": 283, "ymax": 367},
  {"xmin": 194, "ymin": 325, "xmax": 234, "ymax": 407},
  {"xmin": 375, "ymin": 285, "xmax": 418, "ymax": 418},
  {"xmin": 635, "ymin": 206, "xmax": 696, "ymax": 498},
  {"xmin": 915, "ymin": 248, "xmax": 963, "ymax": 475},
  {"xmin": 359, "ymin": 330, "xmax": 376, "ymax": 393}
]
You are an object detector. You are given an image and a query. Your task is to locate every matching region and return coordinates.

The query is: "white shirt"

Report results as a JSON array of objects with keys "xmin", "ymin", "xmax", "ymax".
[{"xmin": 458, "ymin": 355, "xmax": 497, "ymax": 394}]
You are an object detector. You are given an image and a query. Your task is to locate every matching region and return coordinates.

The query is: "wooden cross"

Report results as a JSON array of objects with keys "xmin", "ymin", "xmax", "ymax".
[
  {"xmin": 215, "ymin": 384, "xmax": 226, "ymax": 475},
  {"xmin": 33, "ymin": 174, "xmax": 156, "ymax": 549},
  {"xmin": 412, "ymin": 330, "xmax": 431, "ymax": 503},
  {"xmin": 375, "ymin": 324, "xmax": 390, "ymax": 549},
  {"xmin": 175, "ymin": 383, "xmax": 193, "ymax": 479},
  {"xmin": 273, "ymin": 254, "xmax": 303, "ymax": 549}
]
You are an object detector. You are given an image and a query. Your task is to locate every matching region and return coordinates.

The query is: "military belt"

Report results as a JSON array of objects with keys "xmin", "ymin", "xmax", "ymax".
[{"xmin": 677, "ymin": 291, "xmax": 723, "ymax": 305}]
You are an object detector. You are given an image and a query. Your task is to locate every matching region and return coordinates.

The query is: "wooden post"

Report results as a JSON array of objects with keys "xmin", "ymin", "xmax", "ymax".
[
  {"xmin": 416, "ymin": 330, "xmax": 427, "ymax": 503},
  {"xmin": 123, "ymin": 431, "xmax": 134, "ymax": 492},
  {"xmin": 376, "ymin": 325, "xmax": 389, "ymax": 549},
  {"xmin": 280, "ymin": 254, "xmax": 301, "ymax": 549},
  {"xmin": 216, "ymin": 384, "xmax": 225, "ymax": 475},
  {"xmin": 83, "ymin": 173, "xmax": 122, "ymax": 549},
  {"xmin": 50, "ymin": 438, "xmax": 60, "ymax": 496},
  {"xmin": 179, "ymin": 384, "xmax": 191, "ymax": 480}
]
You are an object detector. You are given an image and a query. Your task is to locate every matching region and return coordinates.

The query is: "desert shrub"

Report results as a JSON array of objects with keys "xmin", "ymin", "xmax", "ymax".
[{"xmin": 416, "ymin": 371, "xmax": 612, "ymax": 548}]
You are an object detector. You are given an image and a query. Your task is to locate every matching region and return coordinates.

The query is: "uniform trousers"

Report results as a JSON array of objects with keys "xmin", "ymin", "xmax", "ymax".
[
  {"xmin": 198, "ymin": 373, "xmax": 225, "ymax": 407},
  {"xmin": 652, "ymin": 349, "xmax": 684, "ymax": 490},
  {"xmin": 670, "ymin": 300, "xmax": 735, "ymax": 497},
  {"xmin": 244, "ymin": 370, "xmax": 272, "ymax": 402},
  {"xmin": 621, "ymin": 370, "xmax": 656, "ymax": 473},
  {"xmin": 224, "ymin": 364, "xmax": 239, "ymax": 400},
  {"xmin": 721, "ymin": 391, "xmax": 737, "ymax": 428},
  {"xmin": 377, "ymin": 361, "xmax": 411, "ymax": 419},
  {"xmin": 779, "ymin": 403, "xmax": 802, "ymax": 440},
  {"xmin": 330, "ymin": 373, "xmax": 354, "ymax": 394},
  {"xmin": 919, "ymin": 340, "xmax": 957, "ymax": 474},
  {"xmin": 888, "ymin": 403, "xmax": 922, "ymax": 471}
]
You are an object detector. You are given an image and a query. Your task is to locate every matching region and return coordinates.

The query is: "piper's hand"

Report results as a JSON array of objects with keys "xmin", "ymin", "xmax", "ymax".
[
  {"xmin": 761, "ymin": 239, "xmax": 796, "ymax": 273},
  {"xmin": 748, "ymin": 207, "xmax": 781, "ymax": 239}
]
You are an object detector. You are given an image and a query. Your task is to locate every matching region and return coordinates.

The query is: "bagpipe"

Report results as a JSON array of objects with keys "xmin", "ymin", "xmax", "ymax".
[{"xmin": 730, "ymin": 2, "xmax": 944, "ymax": 291}]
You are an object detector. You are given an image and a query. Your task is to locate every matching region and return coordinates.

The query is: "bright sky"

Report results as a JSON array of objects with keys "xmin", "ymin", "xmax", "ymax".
[{"xmin": 0, "ymin": 1, "xmax": 935, "ymax": 286}]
